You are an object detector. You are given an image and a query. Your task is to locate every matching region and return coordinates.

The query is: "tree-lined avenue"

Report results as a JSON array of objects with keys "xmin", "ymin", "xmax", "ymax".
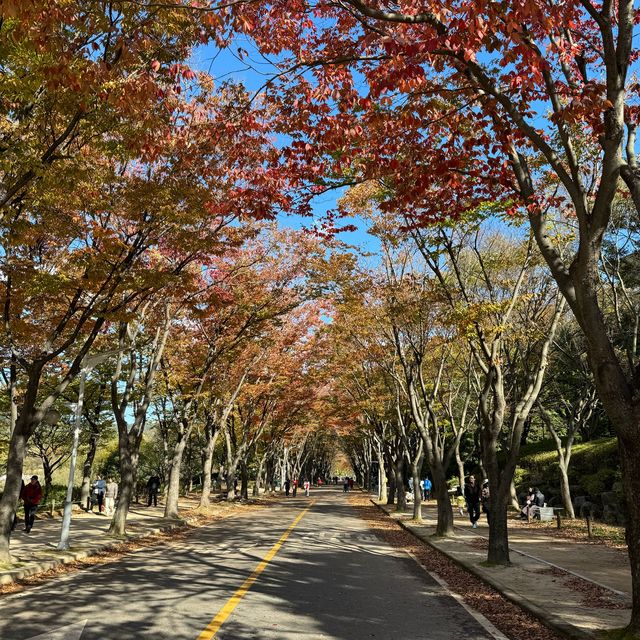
[{"xmin": 1, "ymin": 488, "xmax": 499, "ymax": 640}]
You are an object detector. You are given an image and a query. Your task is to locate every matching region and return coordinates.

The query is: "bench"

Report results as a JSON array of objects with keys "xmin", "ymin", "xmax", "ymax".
[{"xmin": 538, "ymin": 506, "xmax": 554, "ymax": 522}]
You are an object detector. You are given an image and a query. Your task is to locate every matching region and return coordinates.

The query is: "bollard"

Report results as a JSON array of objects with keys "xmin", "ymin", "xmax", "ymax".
[
  {"xmin": 50, "ymin": 499, "xmax": 55, "ymax": 516},
  {"xmin": 556, "ymin": 512, "xmax": 561, "ymax": 529},
  {"xmin": 586, "ymin": 515, "xmax": 593, "ymax": 538}
]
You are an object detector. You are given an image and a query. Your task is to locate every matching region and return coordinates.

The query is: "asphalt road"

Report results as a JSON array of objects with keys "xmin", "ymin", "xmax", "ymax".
[{"xmin": 0, "ymin": 487, "xmax": 504, "ymax": 640}]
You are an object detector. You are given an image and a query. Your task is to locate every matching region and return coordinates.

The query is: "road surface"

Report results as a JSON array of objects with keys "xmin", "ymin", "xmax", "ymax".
[{"xmin": 0, "ymin": 487, "xmax": 504, "ymax": 640}]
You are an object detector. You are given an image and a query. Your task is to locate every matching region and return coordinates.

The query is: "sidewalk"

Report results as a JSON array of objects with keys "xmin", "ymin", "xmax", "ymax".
[
  {"xmin": 373, "ymin": 497, "xmax": 631, "ymax": 639},
  {"xmin": 0, "ymin": 499, "xmax": 197, "ymax": 586}
]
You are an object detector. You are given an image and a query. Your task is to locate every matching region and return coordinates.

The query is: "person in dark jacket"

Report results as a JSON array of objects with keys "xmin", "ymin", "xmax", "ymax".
[
  {"xmin": 464, "ymin": 475, "xmax": 482, "ymax": 528},
  {"xmin": 147, "ymin": 475, "xmax": 161, "ymax": 507},
  {"xmin": 22, "ymin": 475, "xmax": 42, "ymax": 533},
  {"xmin": 530, "ymin": 487, "xmax": 545, "ymax": 519}
]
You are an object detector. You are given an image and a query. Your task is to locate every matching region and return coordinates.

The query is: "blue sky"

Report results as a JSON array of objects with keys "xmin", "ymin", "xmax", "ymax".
[{"xmin": 189, "ymin": 41, "xmax": 380, "ymax": 255}]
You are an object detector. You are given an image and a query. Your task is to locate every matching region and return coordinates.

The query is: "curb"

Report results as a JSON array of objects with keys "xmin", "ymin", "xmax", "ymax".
[
  {"xmin": 0, "ymin": 520, "xmax": 185, "ymax": 586},
  {"xmin": 370, "ymin": 499, "xmax": 596, "ymax": 640}
]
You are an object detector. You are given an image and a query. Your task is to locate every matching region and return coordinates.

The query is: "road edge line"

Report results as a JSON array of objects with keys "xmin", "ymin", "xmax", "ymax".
[{"xmin": 405, "ymin": 550, "xmax": 510, "ymax": 640}]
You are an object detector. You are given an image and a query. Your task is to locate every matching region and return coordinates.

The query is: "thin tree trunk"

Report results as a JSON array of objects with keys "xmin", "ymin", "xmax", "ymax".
[
  {"xmin": 394, "ymin": 457, "xmax": 406, "ymax": 511},
  {"xmin": 376, "ymin": 446, "xmax": 387, "ymax": 503},
  {"xmin": 240, "ymin": 461, "xmax": 249, "ymax": 500},
  {"xmin": 0, "ymin": 426, "xmax": 28, "ymax": 562},
  {"xmin": 386, "ymin": 457, "xmax": 396, "ymax": 505},
  {"xmin": 80, "ymin": 435, "xmax": 98, "ymax": 511},
  {"xmin": 456, "ymin": 448, "xmax": 465, "ymax": 493},
  {"xmin": 411, "ymin": 453, "xmax": 423, "ymax": 521},
  {"xmin": 108, "ymin": 438, "xmax": 138, "ymax": 537},
  {"xmin": 226, "ymin": 464, "xmax": 237, "ymax": 501},
  {"xmin": 253, "ymin": 452, "xmax": 266, "ymax": 497},
  {"xmin": 559, "ymin": 462, "xmax": 575, "ymax": 519},
  {"xmin": 42, "ymin": 458, "xmax": 53, "ymax": 502},
  {"xmin": 199, "ymin": 429, "xmax": 220, "ymax": 507},
  {"xmin": 509, "ymin": 480, "xmax": 520, "ymax": 511},
  {"xmin": 164, "ymin": 436, "xmax": 188, "ymax": 519}
]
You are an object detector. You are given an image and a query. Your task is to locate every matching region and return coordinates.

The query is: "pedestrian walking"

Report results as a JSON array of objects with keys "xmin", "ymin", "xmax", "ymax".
[
  {"xmin": 147, "ymin": 475, "xmax": 160, "ymax": 507},
  {"xmin": 423, "ymin": 477, "xmax": 432, "ymax": 501},
  {"xmin": 343, "ymin": 478, "xmax": 348, "ymax": 493},
  {"xmin": 292, "ymin": 479, "xmax": 298, "ymax": 497},
  {"xmin": 92, "ymin": 475, "xmax": 106, "ymax": 513},
  {"xmin": 105, "ymin": 478, "xmax": 118, "ymax": 516},
  {"xmin": 464, "ymin": 474, "xmax": 481, "ymax": 528},
  {"xmin": 348, "ymin": 477, "xmax": 354, "ymax": 491},
  {"xmin": 22, "ymin": 475, "xmax": 42, "ymax": 533},
  {"xmin": 284, "ymin": 478, "xmax": 291, "ymax": 497},
  {"xmin": 304, "ymin": 479, "xmax": 310, "ymax": 497}
]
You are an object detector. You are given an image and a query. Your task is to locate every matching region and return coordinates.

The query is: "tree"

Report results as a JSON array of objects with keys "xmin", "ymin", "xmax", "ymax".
[{"xmin": 233, "ymin": 2, "xmax": 640, "ymax": 628}]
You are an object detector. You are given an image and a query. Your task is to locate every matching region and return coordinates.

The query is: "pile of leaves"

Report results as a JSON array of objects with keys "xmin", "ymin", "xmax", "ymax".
[{"xmin": 509, "ymin": 517, "xmax": 627, "ymax": 549}]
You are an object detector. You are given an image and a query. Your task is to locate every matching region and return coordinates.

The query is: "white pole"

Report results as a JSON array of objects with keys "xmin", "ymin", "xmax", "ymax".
[{"xmin": 58, "ymin": 367, "xmax": 86, "ymax": 550}]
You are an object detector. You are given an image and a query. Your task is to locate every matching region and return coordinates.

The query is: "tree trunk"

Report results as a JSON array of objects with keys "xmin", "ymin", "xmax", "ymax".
[
  {"xmin": 411, "ymin": 459, "xmax": 423, "ymax": 522},
  {"xmin": 376, "ymin": 448, "xmax": 387, "ymax": 503},
  {"xmin": 80, "ymin": 433, "xmax": 99, "ymax": 511},
  {"xmin": 619, "ymin": 435, "xmax": 640, "ymax": 633},
  {"xmin": 42, "ymin": 458, "xmax": 53, "ymax": 502},
  {"xmin": 386, "ymin": 460, "xmax": 396, "ymax": 505},
  {"xmin": 509, "ymin": 480, "xmax": 520, "ymax": 511},
  {"xmin": 108, "ymin": 438, "xmax": 138, "ymax": 537},
  {"xmin": 253, "ymin": 453, "xmax": 266, "ymax": 497},
  {"xmin": 199, "ymin": 429, "xmax": 219, "ymax": 508},
  {"xmin": 431, "ymin": 463, "xmax": 456, "ymax": 538},
  {"xmin": 164, "ymin": 437, "xmax": 187, "ymax": 520},
  {"xmin": 394, "ymin": 458, "xmax": 406, "ymax": 511},
  {"xmin": 558, "ymin": 461, "xmax": 575, "ymax": 519},
  {"xmin": 0, "ymin": 427, "xmax": 28, "ymax": 562},
  {"xmin": 455, "ymin": 448, "xmax": 465, "ymax": 493},
  {"xmin": 240, "ymin": 461, "xmax": 249, "ymax": 500},
  {"xmin": 486, "ymin": 485, "xmax": 510, "ymax": 565},
  {"xmin": 226, "ymin": 464, "xmax": 237, "ymax": 501}
]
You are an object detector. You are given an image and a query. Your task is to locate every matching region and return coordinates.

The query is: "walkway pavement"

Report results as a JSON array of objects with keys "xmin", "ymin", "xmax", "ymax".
[
  {"xmin": 374, "ymin": 497, "xmax": 632, "ymax": 639},
  {"xmin": 0, "ymin": 500, "xmax": 196, "ymax": 585}
]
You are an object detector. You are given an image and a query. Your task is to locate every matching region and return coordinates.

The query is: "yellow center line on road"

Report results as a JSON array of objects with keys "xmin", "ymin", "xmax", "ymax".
[{"xmin": 196, "ymin": 501, "xmax": 315, "ymax": 640}]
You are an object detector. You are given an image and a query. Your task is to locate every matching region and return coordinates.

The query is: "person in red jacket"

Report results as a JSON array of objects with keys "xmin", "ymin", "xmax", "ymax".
[{"xmin": 22, "ymin": 475, "xmax": 42, "ymax": 533}]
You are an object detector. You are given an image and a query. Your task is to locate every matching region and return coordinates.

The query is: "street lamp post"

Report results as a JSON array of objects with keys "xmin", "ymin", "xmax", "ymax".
[{"xmin": 57, "ymin": 351, "xmax": 119, "ymax": 551}]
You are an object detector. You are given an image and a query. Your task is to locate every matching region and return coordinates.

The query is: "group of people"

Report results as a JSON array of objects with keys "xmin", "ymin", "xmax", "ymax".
[
  {"xmin": 283, "ymin": 478, "xmax": 310, "ymax": 497},
  {"xmin": 459, "ymin": 478, "xmax": 545, "ymax": 527},
  {"xmin": 404, "ymin": 477, "xmax": 432, "ymax": 504},
  {"xmin": 519, "ymin": 486, "xmax": 545, "ymax": 520},
  {"xmin": 342, "ymin": 477, "xmax": 354, "ymax": 492},
  {"xmin": 89, "ymin": 473, "xmax": 162, "ymax": 515},
  {"xmin": 89, "ymin": 475, "xmax": 119, "ymax": 516}
]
